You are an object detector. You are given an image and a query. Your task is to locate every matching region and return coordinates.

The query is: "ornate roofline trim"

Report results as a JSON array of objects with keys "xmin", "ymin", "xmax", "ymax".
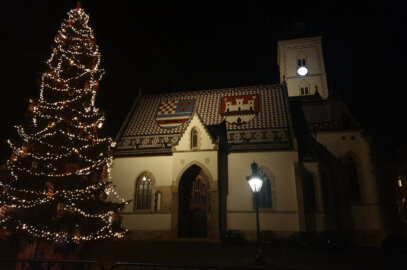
[
  {"xmin": 114, "ymin": 149, "xmax": 172, "ymax": 157},
  {"xmin": 229, "ymin": 145, "xmax": 295, "ymax": 152}
]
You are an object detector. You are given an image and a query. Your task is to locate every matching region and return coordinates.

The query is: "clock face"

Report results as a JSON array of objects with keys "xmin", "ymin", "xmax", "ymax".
[{"xmin": 297, "ymin": 66, "xmax": 308, "ymax": 76}]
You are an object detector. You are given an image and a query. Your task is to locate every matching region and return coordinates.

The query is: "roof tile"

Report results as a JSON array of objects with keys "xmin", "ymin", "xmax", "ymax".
[{"xmin": 115, "ymin": 85, "xmax": 292, "ymax": 156}]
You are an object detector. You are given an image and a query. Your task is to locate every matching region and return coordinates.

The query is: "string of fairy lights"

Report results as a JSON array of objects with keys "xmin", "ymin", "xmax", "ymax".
[
  {"xmin": 1, "ymin": 181, "xmax": 126, "ymax": 207},
  {"xmin": 0, "ymin": 5, "xmax": 128, "ymax": 242},
  {"xmin": 4, "ymin": 217, "xmax": 126, "ymax": 243}
]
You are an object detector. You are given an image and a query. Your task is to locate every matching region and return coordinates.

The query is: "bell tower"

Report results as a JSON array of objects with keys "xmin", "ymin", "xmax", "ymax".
[{"xmin": 277, "ymin": 36, "xmax": 328, "ymax": 99}]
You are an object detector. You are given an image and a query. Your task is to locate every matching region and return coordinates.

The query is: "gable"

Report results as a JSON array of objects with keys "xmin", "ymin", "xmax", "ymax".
[
  {"xmin": 174, "ymin": 112, "xmax": 216, "ymax": 151},
  {"xmin": 115, "ymin": 84, "xmax": 293, "ymax": 157}
]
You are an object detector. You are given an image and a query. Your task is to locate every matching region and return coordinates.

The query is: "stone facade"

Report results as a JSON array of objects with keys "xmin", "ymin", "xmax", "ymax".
[
  {"xmin": 110, "ymin": 36, "xmax": 386, "ymax": 246},
  {"xmin": 278, "ymin": 36, "xmax": 329, "ymax": 99}
]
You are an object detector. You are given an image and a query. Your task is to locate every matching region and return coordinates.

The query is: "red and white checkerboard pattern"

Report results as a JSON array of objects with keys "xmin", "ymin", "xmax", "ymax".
[
  {"xmin": 157, "ymin": 100, "xmax": 178, "ymax": 115},
  {"xmin": 124, "ymin": 85, "xmax": 288, "ymax": 136},
  {"xmin": 118, "ymin": 85, "xmax": 291, "ymax": 152}
]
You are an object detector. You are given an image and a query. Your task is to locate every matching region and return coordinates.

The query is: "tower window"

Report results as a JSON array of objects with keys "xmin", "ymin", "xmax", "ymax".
[
  {"xmin": 296, "ymin": 51, "xmax": 307, "ymax": 68},
  {"xmin": 299, "ymin": 79, "xmax": 310, "ymax": 96}
]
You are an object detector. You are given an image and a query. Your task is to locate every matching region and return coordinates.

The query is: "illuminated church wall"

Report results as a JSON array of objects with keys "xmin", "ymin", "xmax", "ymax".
[
  {"xmin": 174, "ymin": 113, "xmax": 217, "ymax": 152},
  {"xmin": 227, "ymin": 151, "xmax": 300, "ymax": 233},
  {"xmin": 110, "ymin": 36, "xmax": 386, "ymax": 246},
  {"xmin": 315, "ymin": 130, "xmax": 383, "ymax": 240},
  {"xmin": 111, "ymin": 156, "xmax": 173, "ymax": 231},
  {"xmin": 278, "ymin": 36, "xmax": 328, "ymax": 99}
]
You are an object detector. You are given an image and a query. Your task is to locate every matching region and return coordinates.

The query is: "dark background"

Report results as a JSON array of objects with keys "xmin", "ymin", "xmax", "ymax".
[{"xmin": 0, "ymin": 1, "xmax": 404, "ymax": 162}]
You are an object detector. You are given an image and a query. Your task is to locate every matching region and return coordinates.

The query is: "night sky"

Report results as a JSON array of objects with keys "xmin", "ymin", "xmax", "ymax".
[{"xmin": 0, "ymin": 1, "xmax": 404, "ymax": 162}]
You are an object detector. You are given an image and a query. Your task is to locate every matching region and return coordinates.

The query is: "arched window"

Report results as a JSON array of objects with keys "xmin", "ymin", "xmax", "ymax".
[
  {"xmin": 191, "ymin": 128, "xmax": 198, "ymax": 149},
  {"xmin": 296, "ymin": 51, "xmax": 307, "ymax": 67},
  {"xmin": 345, "ymin": 157, "xmax": 361, "ymax": 201},
  {"xmin": 135, "ymin": 174, "xmax": 153, "ymax": 210},
  {"xmin": 258, "ymin": 174, "xmax": 272, "ymax": 208},
  {"xmin": 299, "ymin": 79, "xmax": 310, "ymax": 96}
]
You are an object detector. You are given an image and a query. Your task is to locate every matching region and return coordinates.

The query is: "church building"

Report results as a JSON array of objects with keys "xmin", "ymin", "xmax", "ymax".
[{"xmin": 111, "ymin": 36, "xmax": 385, "ymax": 246}]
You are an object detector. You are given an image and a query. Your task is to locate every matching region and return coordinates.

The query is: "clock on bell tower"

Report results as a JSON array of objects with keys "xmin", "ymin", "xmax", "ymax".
[{"xmin": 277, "ymin": 36, "xmax": 328, "ymax": 99}]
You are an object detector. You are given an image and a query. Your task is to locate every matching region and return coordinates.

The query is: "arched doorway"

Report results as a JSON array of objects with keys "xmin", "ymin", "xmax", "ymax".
[{"xmin": 178, "ymin": 164, "xmax": 210, "ymax": 238}]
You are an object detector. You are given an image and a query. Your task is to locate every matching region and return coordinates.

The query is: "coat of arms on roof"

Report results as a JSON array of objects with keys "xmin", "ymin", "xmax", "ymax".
[
  {"xmin": 156, "ymin": 99, "xmax": 195, "ymax": 129},
  {"xmin": 220, "ymin": 94, "xmax": 259, "ymax": 124}
]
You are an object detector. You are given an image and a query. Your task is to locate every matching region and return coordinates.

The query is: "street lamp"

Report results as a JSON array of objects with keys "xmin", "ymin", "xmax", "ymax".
[{"xmin": 246, "ymin": 161, "xmax": 265, "ymax": 265}]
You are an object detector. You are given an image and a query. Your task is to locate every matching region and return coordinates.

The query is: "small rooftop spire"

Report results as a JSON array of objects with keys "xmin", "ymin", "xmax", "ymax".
[{"xmin": 76, "ymin": 2, "xmax": 82, "ymax": 9}]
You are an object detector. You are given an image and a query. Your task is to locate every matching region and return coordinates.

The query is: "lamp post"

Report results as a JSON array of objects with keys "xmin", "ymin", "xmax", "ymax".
[{"xmin": 246, "ymin": 161, "xmax": 265, "ymax": 265}]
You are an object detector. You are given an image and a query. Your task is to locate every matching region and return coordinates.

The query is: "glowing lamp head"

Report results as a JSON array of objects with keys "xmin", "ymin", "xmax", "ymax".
[
  {"xmin": 248, "ymin": 177, "xmax": 263, "ymax": 193},
  {"xmin": 297, "ymin": 66, "xmax": 308, "ymax": 76},
  {"xmin": 246, "ymin": 161, "xmax": 263, "ymax": 193}
]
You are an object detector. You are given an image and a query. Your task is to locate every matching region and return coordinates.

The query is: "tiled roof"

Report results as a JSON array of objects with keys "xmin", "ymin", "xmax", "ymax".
[
  {"xmin": 299, "ymin": 93, "xmax": 360, "ymax": 132},
  {"xmin": 115, "ymin": 85, "xmax": 293, "ymax": 156}
]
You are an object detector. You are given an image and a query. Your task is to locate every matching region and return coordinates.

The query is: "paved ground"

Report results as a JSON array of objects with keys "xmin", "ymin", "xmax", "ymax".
[
  {"xmin": 83, "ymin": 240, "xmax": 403, "ymax": 270},
  {"xmin": 1, "ymin": 238, "xmax": 406, "ymax": 270}
]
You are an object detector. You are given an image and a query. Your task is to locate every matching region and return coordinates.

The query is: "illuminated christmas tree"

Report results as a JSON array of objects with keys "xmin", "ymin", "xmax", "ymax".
[{"xmin": 0, "ymin": 3, "xmax": 127, "ymax": 243}]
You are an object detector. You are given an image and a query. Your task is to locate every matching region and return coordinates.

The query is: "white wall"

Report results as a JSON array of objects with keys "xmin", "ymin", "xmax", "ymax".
[
  {"xmin": 286, "ymin": 75, "xmax": 328, "ymax": 98},
  {"xmin": 111, "ymin": 156, "xmax": 173, "ymax": 212},
  {"xmin": 111, "ymin": 111, "xmax": 220, "ymax": 232},
  {"xmin": 315, "ymin": 131, "xmax": 377, "ymax": 204},
  {"xmin": 227, "ymin": 212, "xmax": 299, "ymax": 231},
  {"xmin": 175, "ymin": 113, "xmax": 216, "ymax": 152},
  {"xmin": 277, "ymin": 37, "xmax": 328, "ymax": 99},
  {"xmin": 172, "ymin": 151, "xmax": 218, "ymax": 189},
  {"xmin": 227, "ymin": 151, "xmax": 300, "ymax": 231},
  {"xmin": 302, "ymin": 162, "xmax": 324, "ymax": 212},
  {"xmin": 315, "ymin": 130, "xmax": 382, "ymax": 232},
  {"xmin": 122, "ymin": 213, "xmax": 171, "ymax": 230}
]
